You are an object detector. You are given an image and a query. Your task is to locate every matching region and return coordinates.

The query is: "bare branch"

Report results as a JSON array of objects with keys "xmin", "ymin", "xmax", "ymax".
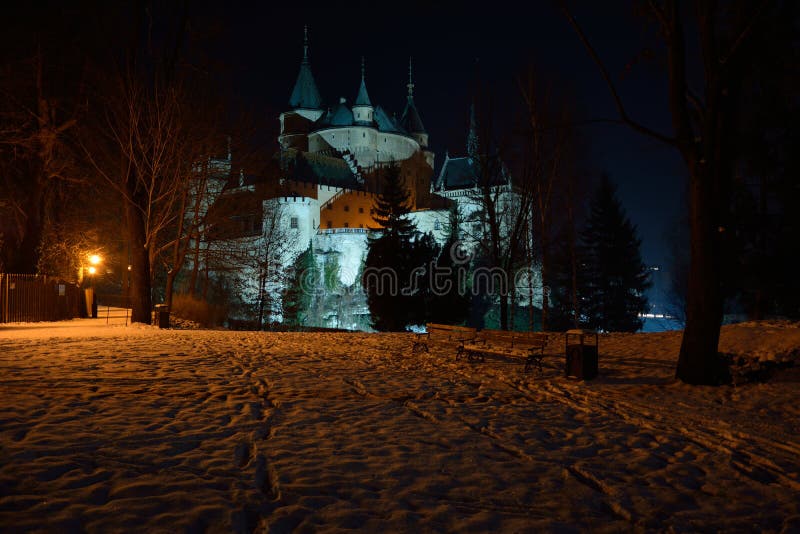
[
  {"xmin": 560, "ymin": 2, "xmax": 677, "ymax": 146},
  {"xmin": 720, "ymin": 0, "xmax": 772, "ymax": 65}
]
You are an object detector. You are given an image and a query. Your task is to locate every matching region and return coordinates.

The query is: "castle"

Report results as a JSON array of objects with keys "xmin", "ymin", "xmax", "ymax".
[{"xmin": 203, "ymin": 28, "xmax": 520, "ymax": 328}]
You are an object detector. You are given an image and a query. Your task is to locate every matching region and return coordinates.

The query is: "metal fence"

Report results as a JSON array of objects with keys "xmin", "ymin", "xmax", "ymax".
[{"xmin": 0, "ymin": 273, "xmax": 83, "ymax": 323}]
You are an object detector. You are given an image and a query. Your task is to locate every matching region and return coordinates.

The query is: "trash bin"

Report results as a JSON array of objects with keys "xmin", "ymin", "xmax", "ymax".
[
  {"xmin": 565, "ymin": 329, "xmax": 598, "ymax": 380},
  {"xmin": 154, "ymin": 304, "xmax": 170, "ymax": 329}
]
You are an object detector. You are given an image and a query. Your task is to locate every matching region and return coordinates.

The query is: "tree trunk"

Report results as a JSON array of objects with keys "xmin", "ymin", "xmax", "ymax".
[
  {"xmin": 676, "ymin": 163, "xmax": 725, "ymax": 384},
  {"xmin": 126, "ymin": 195, "xmax": 152, "ymax": 324},
  {"xmin": 189, "ymin": 235, "xmax": 201, "ymax": 296},
  {"xmin": 499, "ymin": 293, "xmax": 508, "ymax": 330},
  {"xmin": 540, "ymin": 230, "xmax": 550, "ymax": 331},
  {"xmin": 165, "ymin": 188, "xmax": 189, "ymax": 310},
  {"xmin": 164, "ymin": 269, "xmax": 177, "ymax": 311},
  {"xmin": 566, "ymin": 189, "xmax": 579, "ymax": 329},
  {"xmin": 122, "ymin": 148, "xmax": 153, "ymax": 324}
]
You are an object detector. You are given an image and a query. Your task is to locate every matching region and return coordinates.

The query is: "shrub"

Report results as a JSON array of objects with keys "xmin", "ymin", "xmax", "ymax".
[{"xmin": 170, "ymin": 293, "xmax": 227, "ymax": 328}]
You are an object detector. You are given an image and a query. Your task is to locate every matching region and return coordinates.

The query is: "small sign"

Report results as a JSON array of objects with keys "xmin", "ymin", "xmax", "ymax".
[{"xmin": 58, "ymin": 284, "xmax": 66, "ymax": 296}]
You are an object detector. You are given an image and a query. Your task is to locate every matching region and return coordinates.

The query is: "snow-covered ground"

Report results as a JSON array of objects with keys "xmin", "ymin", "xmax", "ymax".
[{"xmin": 1, "ymin": 310, "xmax": 799, "ymax": 532}]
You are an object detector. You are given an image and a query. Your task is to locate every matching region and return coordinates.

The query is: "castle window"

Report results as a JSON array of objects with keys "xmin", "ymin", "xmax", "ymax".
[
  {"xmin": 344, "ymin": 222, "xmax": 349, "ymax": 228},
  {"xmin": 327, "ymin": 204, "xmax": 333, "ymax": 210},
  {"xmin": 358, "ymin": 207, "xmax": 364, "ymax": 214},
  {"xmin": 363, "ymin": 132, "xmax": 366, "ymax": 138},
  {"xmin": 359, "ymin": 224, "xmax": 363, "ymax": 228},
  {"xmin": 290, "ymin": 217, "xmax": 298, "ymax": 229},
  {"xmin": 327, "ymin": 221, "xmax": 332, "ymax": 228},
  {"xmin": 344, "ymin": 205, "xmax": 350, "ymax": 212},
  {"xmin": 434, "ymin": 220, "xmax": 441, "ymax": 231}
]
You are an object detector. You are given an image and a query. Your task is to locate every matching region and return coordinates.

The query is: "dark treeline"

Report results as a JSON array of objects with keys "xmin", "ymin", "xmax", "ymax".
[{"xmin": 0, "ymin": 2, "xmax": 266, "ymax": 325}]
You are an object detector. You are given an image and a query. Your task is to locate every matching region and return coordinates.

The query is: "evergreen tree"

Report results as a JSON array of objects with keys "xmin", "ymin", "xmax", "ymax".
[
  {"xmin": 430, "ymin": 207, "xmax": 470, "ymax": 325},
  {"xmin": 282, "ymin": 245, "xmax": 317, "ymax": 328},
  {"xmin": 364, "ymin": 164, "xmax": 436, "ymax": 330},
  {"xmin": 579, "ymin": 175, "xmax": 651, "ymax": 332},
  {"xmin": 547, "ymin": 228, "xmax": 579, "ymax": 331},
  {"xmin": 371, "ymin": 163, "xmax": 414, "ymax": 238}
]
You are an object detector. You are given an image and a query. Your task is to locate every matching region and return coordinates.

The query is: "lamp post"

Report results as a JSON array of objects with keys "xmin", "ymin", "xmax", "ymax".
[{"xmin": 86, "ymin": 254, "xmax": 102, "ymax": 318}]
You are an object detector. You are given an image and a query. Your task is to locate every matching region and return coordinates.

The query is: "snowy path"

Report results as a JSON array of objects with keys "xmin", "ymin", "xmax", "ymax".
[{"xmin": 1, "ymin": 320, "xmax": 799, "ymax": 531}]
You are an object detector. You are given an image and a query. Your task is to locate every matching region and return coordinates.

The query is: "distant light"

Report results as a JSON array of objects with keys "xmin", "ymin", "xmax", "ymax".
[
  {"xmin": 88, "ymin": 266, "xmax": 97, "ymax": 275},
  {"xmin": 89, "ymin": 254, "xmax": 102, "ymax": 265}
]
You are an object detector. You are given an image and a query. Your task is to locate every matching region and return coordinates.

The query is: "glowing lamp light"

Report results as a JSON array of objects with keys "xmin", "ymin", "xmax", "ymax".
[
  {"xmin": 88, "ymin": 266, "xmax": 97, "ymax": 275},
  {"xmin": 89, "ymin": 254, "xmax": 102, "ymax": 265}
]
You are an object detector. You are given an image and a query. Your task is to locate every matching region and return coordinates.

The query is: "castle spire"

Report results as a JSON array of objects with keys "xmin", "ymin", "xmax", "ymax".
[
  {"xmin": 289, "ymin": 26, "xmax": 322, "ymax": 109},
  {"xmin": 302, "ymin": 25, "xmax": 309, "ymax": 63},
  {"xmin": 467, "ymin": 101, "xmax": 479, "ymax": 160},
  {"xmin": 407, "ymin": 56, "xmax": 414, "ymax": 98},
  {"xmin": 354, "ymin": 56, "xmax": 372, "ymax": 107},
  {"xmin": 401, "ymin": 56, "xmax": 426, "ymax": 137}
]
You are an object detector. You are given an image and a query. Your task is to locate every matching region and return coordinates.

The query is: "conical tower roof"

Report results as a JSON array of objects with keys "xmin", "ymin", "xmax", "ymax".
[
  {"xmin": 400, "ymin": 57, "xmax": 426, "ymax": 134},
  {"xmin": 289, "ymin": 27, "xmax": 322, "ymax": 110},
  {"xmin": 354, "ymin": 57, "xmax": 372, "ymax": 107}
]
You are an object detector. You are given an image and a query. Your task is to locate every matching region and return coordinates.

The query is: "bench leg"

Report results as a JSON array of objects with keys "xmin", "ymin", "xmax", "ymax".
[
  {"xmin": 456, "ymin": 345, "xmax": 464, "ymax": 361},
  {"xmin": 466, "ymin": 351, "xmax": 484, "ymax": 363},
  {"xmin": 524, "ymin": 354, "xmax": 544, "ymax": 374},
  {"xmin": 412, "ymin": 341, "xmax": 429, "ymax": 354}
]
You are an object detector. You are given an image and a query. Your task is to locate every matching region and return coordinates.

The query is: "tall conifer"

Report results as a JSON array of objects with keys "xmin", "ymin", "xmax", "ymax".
[
  {"xmin": 364, "ymin": 164, "xmax": 436, "ymax": 330},
  {"xmin": 580, "ymin": 175, "xmax": 651, "ymax": 332}
]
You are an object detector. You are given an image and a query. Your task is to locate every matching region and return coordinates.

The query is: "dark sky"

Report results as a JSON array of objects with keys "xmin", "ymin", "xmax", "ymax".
[
  {"xmin": 205, "ymin": 1, "xmax": 685, "ymax": 308},
  {"xmin": 8, "ymin": 1, "xmax": 686, "ymax": 309}
]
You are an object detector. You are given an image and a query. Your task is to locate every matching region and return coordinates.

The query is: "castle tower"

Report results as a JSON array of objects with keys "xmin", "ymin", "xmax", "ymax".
[
  {"xmin": 352, "ymin": 57, "xmax": 374, "ymax": 125},
  {"xmin": 289, "ymin": 26, "xmax": 323, "ymax": 117},
  {"xmin": 400, "ymin": 57, "xmax": 433, "ymax": 167},
  {"xmin": 400, "ymin": 57, "xmax": 429, "ymax": 149},
  {"xmin": 280, "ymin": 27, "xmax": 324, "ymax": 151}
]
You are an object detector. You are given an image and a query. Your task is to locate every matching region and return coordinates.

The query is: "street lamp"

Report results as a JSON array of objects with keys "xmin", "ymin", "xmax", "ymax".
[{"xmin": 85, "ymin": 254, "xmax": 102, "ymax": 318}]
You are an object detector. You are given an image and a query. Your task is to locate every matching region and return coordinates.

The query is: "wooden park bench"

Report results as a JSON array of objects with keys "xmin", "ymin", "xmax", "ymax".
[
  {"xmin": 461, "ymin": 330, "xmax": 549, "ymax": 373},
  {"xmin": 412, "ymin": 323, "xmax": 477, "ymax": 355}
]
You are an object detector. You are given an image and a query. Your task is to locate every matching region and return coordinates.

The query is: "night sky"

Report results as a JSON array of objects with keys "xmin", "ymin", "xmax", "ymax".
[
  {"xmin": 10, "ymin": 1, "xmax": 686, "ymax": 309},
  {"xmin": 206, "ymin": 1, "xmax": 685, "ymax": 309}
]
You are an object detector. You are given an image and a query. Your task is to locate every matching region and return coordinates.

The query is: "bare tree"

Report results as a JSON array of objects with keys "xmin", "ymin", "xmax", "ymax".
[
  {"xmin": 201, "ymin": 194, "xmax": 298, "ymax": 328},
  {"xmin": 0, "ymin": 49, "xmax": 81, "ymax": 273},
  {"xmin": 462, "ymin": 95, "xmax": 535, "ymax": 330},
  {"xmin": 517, "ymin": 73, "xmax": 576, "ymax": 331},
  {"xmin": 563, "ymin": 0, "xmax": 773, "ymax": 384},
  {"xmin": 82, "ymin": 70, "xmax": 194, "ymax": 323}
]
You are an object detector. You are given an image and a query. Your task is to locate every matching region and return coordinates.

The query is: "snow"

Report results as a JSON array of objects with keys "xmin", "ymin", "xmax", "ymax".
[{"xmin": 1, "ymin": 310, "xmax": 799, "ymax": 531}]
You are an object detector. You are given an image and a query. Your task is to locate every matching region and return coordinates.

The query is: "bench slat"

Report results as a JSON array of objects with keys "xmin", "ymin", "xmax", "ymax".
[
  {"xmin": 412, "ymin": 323, "xmax": 477, "ymax": 353},
  {"xmin": 462, "ymin": 330, "xmax": 549, "ymax": 373}
]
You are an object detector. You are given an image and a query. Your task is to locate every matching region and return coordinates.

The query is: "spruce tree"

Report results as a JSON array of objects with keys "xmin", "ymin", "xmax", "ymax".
[
  {"xmin": 364, "ymin": 164, "xmax": 436, "ymax": 330},
  {"xmin": 371, "ymin": 163, "xmax": 414, "ymax": 239},
  {"xmin": 548, "ymin": 229, "xmax": 579, "ymax": 331},
  {"xmin": 580, "ymin": 175, "xmax": 651, "ymax": 332},
  {"xmin": 430, "ymin": 207, "xmax": 470, "ymax": 325}
]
